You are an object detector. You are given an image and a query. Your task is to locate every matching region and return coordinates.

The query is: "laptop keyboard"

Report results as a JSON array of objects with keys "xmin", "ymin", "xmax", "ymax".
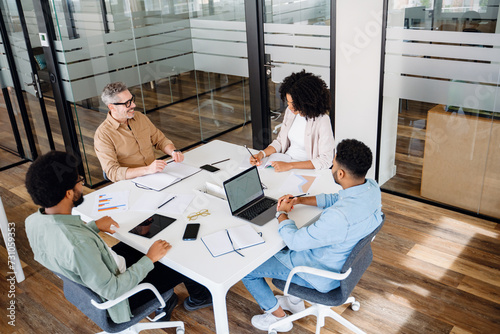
[{"xmin": 239, "ymin": 197, "xmax": 277, "ymax": 221}]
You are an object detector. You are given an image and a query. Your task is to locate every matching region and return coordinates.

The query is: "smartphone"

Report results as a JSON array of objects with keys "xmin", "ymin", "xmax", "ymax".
[
  {"xmin": 182, "ymin": 223, "xmax": 200, "ymax": 241},
  {"xmin": 200, "ymin": 164, "xmax": 220, "ymax": 173}
]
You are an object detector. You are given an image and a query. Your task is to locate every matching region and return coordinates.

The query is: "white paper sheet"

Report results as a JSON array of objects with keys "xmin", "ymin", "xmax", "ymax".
[
  {"xmin": 93, "ymin": 191, "xmax": 129, "ymax": 217},
  {"xmin": 157, "ymin": 194, "xmax": 195, "ymax": 215},
  {"xmin": 130, "ymin": 193, "xmax": 195, "ymax": 216},
  {"xmin": 279, "ymin": 173, "xmax": 317, "ymax": 195}
]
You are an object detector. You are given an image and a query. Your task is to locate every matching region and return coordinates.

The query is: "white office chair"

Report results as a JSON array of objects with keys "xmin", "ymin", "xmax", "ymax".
[
  {"xmin": 54, "ymin": 271, "xmax": 185, "ymax": 334},
  {"xmin": 269, "ymin": 217, "xmax": 385, "ymax": 334}
]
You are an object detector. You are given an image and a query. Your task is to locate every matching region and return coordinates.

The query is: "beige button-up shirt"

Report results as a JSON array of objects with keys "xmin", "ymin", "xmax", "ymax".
[{"xmin": 94, "ymin": 112, "xmax": 173, "ymax": 182}]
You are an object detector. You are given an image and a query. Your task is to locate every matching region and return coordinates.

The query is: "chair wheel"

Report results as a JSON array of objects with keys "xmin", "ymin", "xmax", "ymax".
[
  {"xmin": 351, "ymin": 301, "xmax": 360, "ymax": 311},
  {"xmin": 176, "ymin": 328, "xmax": 185, "ymax": 334}
]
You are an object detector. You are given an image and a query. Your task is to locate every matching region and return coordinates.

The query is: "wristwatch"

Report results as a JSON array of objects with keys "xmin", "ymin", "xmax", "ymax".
[{"xmin": 275, "ymin": 211, "xmax": 288, "ymax": 219}]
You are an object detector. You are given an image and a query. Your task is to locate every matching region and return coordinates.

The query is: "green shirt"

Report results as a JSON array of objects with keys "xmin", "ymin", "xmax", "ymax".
[{"xmin": 25, "ymin": 209, "xmax": 154, "ymax": 323}]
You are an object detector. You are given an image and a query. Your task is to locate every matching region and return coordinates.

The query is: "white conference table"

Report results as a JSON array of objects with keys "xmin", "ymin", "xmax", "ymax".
[{"xmin": 74, "ymin": 140, "xmax": 340, "ymax": 333}]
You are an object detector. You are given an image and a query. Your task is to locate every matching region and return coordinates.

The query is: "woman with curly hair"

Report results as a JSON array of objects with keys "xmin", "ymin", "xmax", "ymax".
[{"xmin": 250, "ymin": 70, "xmax": 335, "ymax": 172}]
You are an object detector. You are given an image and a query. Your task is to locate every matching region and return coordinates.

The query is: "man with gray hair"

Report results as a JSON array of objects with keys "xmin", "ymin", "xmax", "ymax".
[{"xmin": 95, "ymin": 82, "xmax": 183, "ymax": 182}]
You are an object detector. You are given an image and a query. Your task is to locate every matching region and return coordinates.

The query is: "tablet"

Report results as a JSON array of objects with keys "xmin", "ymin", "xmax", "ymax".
[{"xmin": 129, "ymin": 214, "xmax": 176, "ymax": 238}]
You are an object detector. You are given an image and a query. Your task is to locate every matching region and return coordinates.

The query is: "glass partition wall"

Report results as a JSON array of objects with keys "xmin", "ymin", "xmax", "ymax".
[
  {"xmin": 0, "ymin": 0, "xmax": 57, "ymax": 170},
  {"xmin": 379, "ymin": 0, "xmax": 500, "ymax": 219},
  {"xmin": 46, "ymin": 0, "xmax": 250, "ymax": 186}
]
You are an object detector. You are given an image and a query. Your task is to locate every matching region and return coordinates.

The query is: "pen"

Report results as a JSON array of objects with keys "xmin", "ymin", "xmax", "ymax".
[
  {"xmin": 292, "ymin": 193, "xmax": 309, "ymax": 198},
  {"xmin": 226, "ymin": 229, "xmax": 244, "ymax": 257},
  {"xmin": 165, "ymin": 159, "xmax": 175, "ymax": 164},
  {"xmin": 158, "ymin": 196, "xmax": 176, "ymax": 209},
  {"xmin": 211, "ymin": 158, "xmax": 230, "ymax": 165},
  {"xmin": 244, "ymin": 145, "xmax": 257, "ymax": 160}
]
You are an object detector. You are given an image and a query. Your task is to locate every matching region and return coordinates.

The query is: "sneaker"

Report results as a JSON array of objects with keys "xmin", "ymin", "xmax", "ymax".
[
  {"xmin": 251, "ymin": 312, "xmax": 293, "ymax": 332},
  {"xmin": 155, "ymin": 293, "xmax": 178, "ymax": 321},
  {"xmin": 276, "ymin": 295, "xmax": 305, "ymax": 314},
  {"xmin": 183, "ymin": 296, "xmax": 213, "ymax": 311}
]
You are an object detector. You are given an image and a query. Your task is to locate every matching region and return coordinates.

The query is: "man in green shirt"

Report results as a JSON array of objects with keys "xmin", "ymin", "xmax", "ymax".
[{"xmin": 25, "ymin": 151, "xmax": 212, "ymax": 324}]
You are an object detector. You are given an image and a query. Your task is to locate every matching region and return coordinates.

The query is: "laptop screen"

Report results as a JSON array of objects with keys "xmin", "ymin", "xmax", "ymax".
[{"xmin": 224, "ymin": 166, "xmax": 264, "ymax": 213}]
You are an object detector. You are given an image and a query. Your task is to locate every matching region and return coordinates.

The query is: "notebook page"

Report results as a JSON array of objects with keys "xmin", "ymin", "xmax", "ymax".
[
  {"xmin": 162, "ymin": 162, "xmax": 201, "ymax": 179},
  {"xmin": 229, "ymin": 225, "xmax": 264, "ymax": 250},
  {"xmin": 201, "ymin": 230, "xmax": 234, "ymax": 257},
  {"xmin": 131, "ymin": 173, "xmax": 179, "ymax": 191}
]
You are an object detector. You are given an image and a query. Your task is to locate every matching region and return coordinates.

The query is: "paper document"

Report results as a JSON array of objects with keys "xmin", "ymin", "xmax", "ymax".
[
  {"xmin": 240, "ymin": 153, "xmax": 292, "ymax": 169},
  {"xmin": 93, "ymin": 191, "xmax": 129, "ymax": 217},
  {"xmin": 201, "ymin": 224, "xmax": 265, "ymax": 257},
  {"xmin": 131, "ymin": 193, "xmax": 195, "ymax": 215},
  {"xmin": 279, "ymin": 173, "xmax": 317, "ymax": 195},
  {"xmin": 157, "ymin": 194, "xmax": 195, "ymax": 215},
  {"xmin": 131, "ymin": 162, "xmax": 201, "ymax": 191}
]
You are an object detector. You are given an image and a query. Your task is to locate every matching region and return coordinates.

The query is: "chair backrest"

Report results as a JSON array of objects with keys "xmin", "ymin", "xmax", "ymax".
[
  {"xmin": 55, "ymin": 272, "xmax": 113, "ymax": 329},
  {"xmin": 338, "ymin": 214, "xmax": 385, "ymax": 302},
  {"xmin": 54, "ymin": 271, "xmax": 173, "ymax": 333}
]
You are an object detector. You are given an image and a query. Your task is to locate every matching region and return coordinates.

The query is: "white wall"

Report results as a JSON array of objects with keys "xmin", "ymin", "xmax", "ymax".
[{"xmin": 335, "ymin": 1, "xmax": 385, "ymax": 180}]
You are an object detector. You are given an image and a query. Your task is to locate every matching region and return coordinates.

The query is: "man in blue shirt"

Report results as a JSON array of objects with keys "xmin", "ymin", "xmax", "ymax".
[{"xmin": 242, "ymin": 139, "xmax": 384, "ymax": 332}]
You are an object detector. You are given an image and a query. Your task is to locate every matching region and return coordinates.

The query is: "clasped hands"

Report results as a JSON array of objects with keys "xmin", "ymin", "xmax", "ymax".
[
  {"xmin": 95, "ymin": 216, "xmax": 170, "ymax": 263},
  {"xmin": 277, "ymin": 194, "xmax": 300, "ymax": 213}
]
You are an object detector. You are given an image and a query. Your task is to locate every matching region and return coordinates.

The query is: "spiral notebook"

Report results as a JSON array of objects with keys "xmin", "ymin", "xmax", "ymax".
[{"xmin": 201, "ymin": 224, "xmax": 265, "ymax": 257}]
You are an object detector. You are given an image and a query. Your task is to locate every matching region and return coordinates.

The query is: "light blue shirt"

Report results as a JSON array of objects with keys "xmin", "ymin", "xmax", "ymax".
[{"xmin": 274, "ymin": 178, "xmax": 383, "ymax": 292}]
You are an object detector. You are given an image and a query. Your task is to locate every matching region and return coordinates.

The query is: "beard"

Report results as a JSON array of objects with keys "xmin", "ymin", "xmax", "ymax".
[
  {"xmin": 73, "ymin": 192, "xmax": 84, "ymax": 207},
  {"xmin": 333, "ymin": 169, "xmax": 340, "ymax": 185}
]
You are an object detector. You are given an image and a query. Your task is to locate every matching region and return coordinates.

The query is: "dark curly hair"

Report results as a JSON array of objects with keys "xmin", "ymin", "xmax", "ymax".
[
  {"xmin": 335, "ymin": 139, "xmax": 372, "ymax": 179},
  {"xmin": 25, "ymin": 151, "xmax": 80, "ymax": 208},
  {"xmin": 279, "ymin": 70, "xmax": 331, "ymax": 120}
]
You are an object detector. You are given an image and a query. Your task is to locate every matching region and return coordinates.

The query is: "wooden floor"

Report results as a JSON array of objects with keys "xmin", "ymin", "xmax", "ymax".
[
  {"xmin": 381, "ymin": 100, "xmax": 433, "ymax": 199},
  {"xmin": 0, "ymin": 123, "xmax": 499, "ymax": 333}
]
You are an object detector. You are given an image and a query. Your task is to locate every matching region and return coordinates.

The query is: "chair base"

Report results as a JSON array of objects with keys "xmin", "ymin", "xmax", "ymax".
[
  {"xmin": 268, "ymin": 297, "xmax": 365, "ymax": 334},
  {"xmin": 97, "ymin": 320, "xmax": 184, "ymax": 334}
]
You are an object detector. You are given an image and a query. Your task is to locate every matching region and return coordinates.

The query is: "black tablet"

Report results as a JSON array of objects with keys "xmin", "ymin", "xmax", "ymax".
[{"xmin": 129, "ymin": 214, "xmax": 176, "ymax": 238}]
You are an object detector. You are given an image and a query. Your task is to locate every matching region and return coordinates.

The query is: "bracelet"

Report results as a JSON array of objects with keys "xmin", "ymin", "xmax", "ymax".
[{"xmin": 260, "ymin": 150, "xmax": 266, "ymax": 158}]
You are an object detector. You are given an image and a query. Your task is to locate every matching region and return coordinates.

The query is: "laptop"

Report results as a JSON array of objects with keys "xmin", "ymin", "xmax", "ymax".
[{"xmin": 223, "ymin": 166, "xmax": 278, "ymax": 226}]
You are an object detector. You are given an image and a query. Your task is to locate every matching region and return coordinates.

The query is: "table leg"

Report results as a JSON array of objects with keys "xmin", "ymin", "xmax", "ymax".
[{"xmin": 211, "ymin": 286, "xmax": 230, "ymax": 334}]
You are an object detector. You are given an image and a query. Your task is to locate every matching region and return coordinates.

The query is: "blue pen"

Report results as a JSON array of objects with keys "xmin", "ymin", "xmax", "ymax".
[{"xmin": 158, "ymin": 196, "xmax": 176, "ymax": 209}]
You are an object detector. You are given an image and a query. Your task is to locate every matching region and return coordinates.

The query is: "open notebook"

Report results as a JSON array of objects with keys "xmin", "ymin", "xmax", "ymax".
[
  {"xmin": 131, "ymin": 162, "xmax": 201, "ymax": 191},
  {"xmin": 201, "ymin": 224, "xmax": 265, "ymax": 257}
]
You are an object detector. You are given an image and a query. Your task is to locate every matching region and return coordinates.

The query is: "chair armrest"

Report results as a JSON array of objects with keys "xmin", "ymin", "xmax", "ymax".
[
  {"xmin": 90, "ymin": 283, "xmax": 166, "ymax": 310},
  {"xmin": 283, "ymin": 266, "xmax": 352, "ymax": 295}
]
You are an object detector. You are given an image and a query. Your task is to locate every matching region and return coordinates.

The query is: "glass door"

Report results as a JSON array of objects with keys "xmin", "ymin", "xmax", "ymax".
[
  {"xmin": 263, "ymin": 0, "xmax": 331, "ymax": 135},
  {"xmin": 0, "ymin": 0, "xmax": 56, "ymax": 170}
]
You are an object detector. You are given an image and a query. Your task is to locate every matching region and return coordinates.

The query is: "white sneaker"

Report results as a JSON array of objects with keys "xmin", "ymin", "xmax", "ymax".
[
  {"xmin": 277, "ymin": 295, "xmax": 306, "ymax": 314},
  {"xmin": 251, "ymin": 312, "xmax": 293, "ymax": 332}
]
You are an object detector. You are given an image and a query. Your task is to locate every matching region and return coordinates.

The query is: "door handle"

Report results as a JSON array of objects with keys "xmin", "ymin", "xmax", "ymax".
[{"xmin": 25, "ymin": 73, "xmax": 43, "ymax": 98}]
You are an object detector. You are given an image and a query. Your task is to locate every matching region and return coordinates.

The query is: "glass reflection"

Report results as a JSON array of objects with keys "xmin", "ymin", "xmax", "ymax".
[
  {"xmin": 399, "ymin": 0, "xmax": 498, "ymax": 32},
  {"xmin": 381, "ymin": 0, "xmax": 500, "ymax": 219}
]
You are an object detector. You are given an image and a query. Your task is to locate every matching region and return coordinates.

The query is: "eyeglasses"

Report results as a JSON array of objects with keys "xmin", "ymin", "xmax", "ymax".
[
  {"xmin": 75, "ymin": 175, "xmax": 85, "ymax": 186},
  {"xmin": 187, "ymin": 209, "xmax": 210, "ymax": 221},
  {"xmin": 112, "ymin": 94, "xmax": 135, "ymax": 108}
]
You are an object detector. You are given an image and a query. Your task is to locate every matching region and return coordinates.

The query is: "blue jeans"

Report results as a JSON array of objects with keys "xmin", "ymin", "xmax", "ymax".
[{"xmin": 242, "ymin": 255, "xmax": 314, "ymax": 312}]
